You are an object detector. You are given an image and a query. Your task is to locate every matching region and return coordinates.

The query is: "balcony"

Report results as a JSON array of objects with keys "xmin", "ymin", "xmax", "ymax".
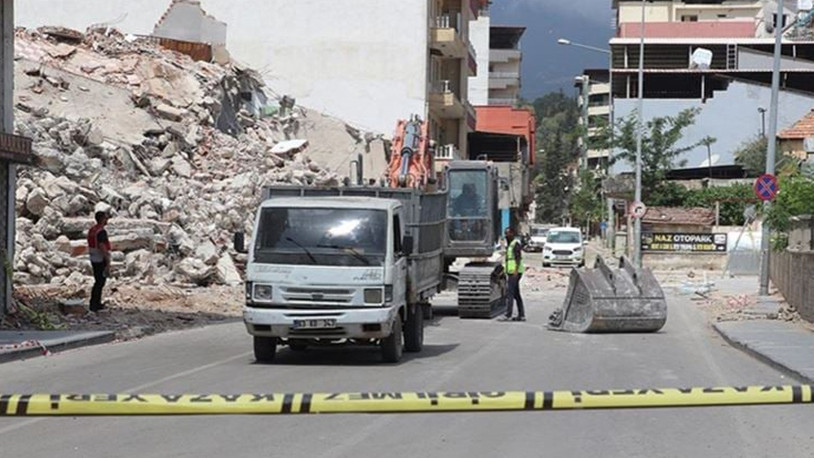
[
  {"xmin": 488, "ymin": 97, "xmax": 516, "ymax": 106},
  {"xmin": 588, "ymin": 105, "xmax": 610, "ymax": 116},
  {"xmin": 430, "ymin": 80, "xmax": 466, "ymax": 119},
  {"xmin": 489, "ymin": 72, "xmax": 520, "ymax": 89},
  {"xmin": 435, "ymin": 144, "xmax": 461, "ymax": 161},
  {"xmin": 431, "ymin": 13, "xmax": 467, "ymax": 58},
  {"xmin": 490, "ymin": 49, "xmax": 521, "ymax": 63}
]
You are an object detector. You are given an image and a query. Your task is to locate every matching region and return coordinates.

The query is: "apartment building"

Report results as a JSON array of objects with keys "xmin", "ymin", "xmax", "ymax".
[
  {"xmin": 18, "ymin": 0, "xmax": 486, "ymax": 162},
  {"xmin": 610, "ymin": 0, "xmax": 814, "ymax": 170},
  {"xmin": 469, "ymin": 13, "xmax": 525, "ymax": 108},
  {"xmin": 575, "ymin": 70, "xmax": 611, "ymax": 170}
]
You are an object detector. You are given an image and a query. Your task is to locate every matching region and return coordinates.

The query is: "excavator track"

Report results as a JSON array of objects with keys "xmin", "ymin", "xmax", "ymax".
[{"xmin": 457, "ymin": 262, "xmax": 506, "ymax": 319}]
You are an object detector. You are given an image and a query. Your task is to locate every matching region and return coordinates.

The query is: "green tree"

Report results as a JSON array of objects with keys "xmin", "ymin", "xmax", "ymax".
[
  {"xmin": 733, "ymin": 135, "xmax": 798, "ymax": 177},
  {"xmin": 683, "ymin": 183, "xmax": 757, "ymax": 226},
  {"xmin": 534, "ymin": 129, "xmax": 574, "ymax": 223},
  {"xmin": 609, "ymin": 108, "xmax": 702, "ymax": 205},
  {"xmin": 765, "ymin": 176, "xmax": 814, "ymax": 233},
  {"xmin": 569, "ymin": 169, "xmax": 604, "ymax": 229},
  {"xmin": 530, "ymin": 92, "xmax": 580, "ymax": 223}
]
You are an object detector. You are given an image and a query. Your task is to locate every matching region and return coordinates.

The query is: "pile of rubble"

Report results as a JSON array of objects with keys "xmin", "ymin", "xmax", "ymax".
[{"xmin": 11, "ymin": 26, "xmax": 374, "ymax": 290}]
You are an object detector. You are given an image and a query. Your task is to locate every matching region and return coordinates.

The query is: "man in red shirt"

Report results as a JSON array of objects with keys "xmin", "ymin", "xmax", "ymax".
[{"xmin": 87, "ymin": 211, "xmax": 111, "ymax": 312}]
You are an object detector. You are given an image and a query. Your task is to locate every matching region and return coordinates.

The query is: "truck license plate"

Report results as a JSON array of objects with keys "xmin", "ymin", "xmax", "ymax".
[{"xmin": 293, "ymin": 319, "xmax": 337, "ymax": 330}]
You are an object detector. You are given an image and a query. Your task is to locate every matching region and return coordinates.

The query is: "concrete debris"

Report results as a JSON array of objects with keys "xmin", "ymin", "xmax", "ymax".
[{"xmin": 11, "ymin": 25, "xmax": 388, "ymax": 290}]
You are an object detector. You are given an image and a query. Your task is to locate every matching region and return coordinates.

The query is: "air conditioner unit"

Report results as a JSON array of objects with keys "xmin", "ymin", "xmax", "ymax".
[{"xmin": 690, "ymin": 48, "xmax": 713, "ymax": 69}]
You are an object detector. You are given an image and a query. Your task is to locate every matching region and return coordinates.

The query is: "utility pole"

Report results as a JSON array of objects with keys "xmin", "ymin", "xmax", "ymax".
[
  {"xmin": 633, "ymin": 0, "xmax": 646, "ymax": 268},
  {"xmin": 759, "ymin": 0, "xmax": 784, "ymax": 296}
]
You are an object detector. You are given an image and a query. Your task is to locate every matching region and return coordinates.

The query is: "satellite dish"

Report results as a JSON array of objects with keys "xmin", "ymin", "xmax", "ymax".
[{"xmin": 700, "ymin": 154, "xmax": 721, "ymax": 167}]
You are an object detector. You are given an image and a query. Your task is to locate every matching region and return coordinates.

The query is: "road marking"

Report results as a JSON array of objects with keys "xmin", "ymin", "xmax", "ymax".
[{"xmin": 0, "ymin": 385, "xmax": 811, "ymax": 416}]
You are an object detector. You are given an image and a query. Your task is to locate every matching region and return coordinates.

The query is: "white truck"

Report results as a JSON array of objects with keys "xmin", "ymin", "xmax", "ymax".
[{"xmin": 236, "ymin": 186, "xmax": 447, "ymax": 363}]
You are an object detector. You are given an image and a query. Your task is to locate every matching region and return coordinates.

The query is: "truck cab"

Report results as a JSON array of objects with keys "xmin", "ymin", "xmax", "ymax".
[{"xmin": 241, "ymin": 196, "xmax": 424, "ymax": 363}]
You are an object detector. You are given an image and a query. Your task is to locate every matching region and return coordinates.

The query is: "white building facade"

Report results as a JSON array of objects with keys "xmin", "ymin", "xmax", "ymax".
[{"xmin": 17, "ymin": 0, "xmax": 483, "ymax": 152}]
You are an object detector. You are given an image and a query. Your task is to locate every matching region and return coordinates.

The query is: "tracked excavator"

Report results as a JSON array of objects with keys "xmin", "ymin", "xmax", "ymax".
[{"xmin": 388, "ymin": 116, "xmax": 506, "ymax": 319}]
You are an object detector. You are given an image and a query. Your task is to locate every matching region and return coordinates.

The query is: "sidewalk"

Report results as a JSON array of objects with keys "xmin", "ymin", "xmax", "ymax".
[
  {"xmin": 0, "ymin": 330, "xmax": 115, "ymax": 363},
  {"xmin": 706, "ymin": 275, "xmax": 814, "ymax": 382},
  {"xmin": 714, "ymin": 320, "xmax": 814, "ymax": 382}
]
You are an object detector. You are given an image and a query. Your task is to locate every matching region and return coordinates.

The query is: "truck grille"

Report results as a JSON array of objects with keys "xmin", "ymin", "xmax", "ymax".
[
  {"xmin": 553, "ymin": 250, "xmax": 573, "ymax": 256},
  {"xmin": 282, "ymin": 287, "xmax": 354, "ymax": 305}
]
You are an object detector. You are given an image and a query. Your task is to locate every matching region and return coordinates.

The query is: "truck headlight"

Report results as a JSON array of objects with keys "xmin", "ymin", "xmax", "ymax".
[
  {"xmin": 245, "ymin": 282, "xmax": 253, "ymax": 301},
  {"xmin": 384, "ymin": 285, "xmax": 393, "ymax": 303},
  {"xmin": 253, "ymin": 284, "xmax": 273, "ymax": 301},
  {"xmin": 544, "ymin": 246, "xmax": 552, "ymax": 252},
  {"xmin": 364, "ymin": 288, "xmax": 383, "ymax": 304},
  {"xmin": 574, "ymin": 247, "xmax": 582, "ymax": 253}
]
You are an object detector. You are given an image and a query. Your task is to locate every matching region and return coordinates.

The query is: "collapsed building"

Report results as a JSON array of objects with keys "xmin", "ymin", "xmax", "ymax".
[{"xmin": 12, "ymin": 26, "xmax": 386, "ymax": 291}]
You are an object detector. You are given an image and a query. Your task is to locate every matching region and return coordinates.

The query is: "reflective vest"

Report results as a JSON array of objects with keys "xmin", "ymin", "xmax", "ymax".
[{"xmin": 505, "ymin": 239, "xmax": 525, "ymax": 275}]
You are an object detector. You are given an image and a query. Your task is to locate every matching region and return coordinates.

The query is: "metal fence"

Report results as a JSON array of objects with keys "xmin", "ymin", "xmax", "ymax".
[{"xmin": 770, "ymin": 250, "xmax": 814, "ymax": 322}]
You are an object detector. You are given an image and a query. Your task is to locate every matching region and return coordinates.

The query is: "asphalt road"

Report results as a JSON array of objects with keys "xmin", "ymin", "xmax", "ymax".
[{"xmin": 1, "ymin": 254, "xmax": 813, "ymax": 457}]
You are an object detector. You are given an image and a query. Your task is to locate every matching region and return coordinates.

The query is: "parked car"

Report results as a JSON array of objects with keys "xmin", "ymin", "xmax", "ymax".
[
  {"xmin": 524, "ymin": 225, "xmax": 550, "ymax": 252},
  {"xmin": 542, "ymin": 227, "xmax": 586, "ymax": 268}
]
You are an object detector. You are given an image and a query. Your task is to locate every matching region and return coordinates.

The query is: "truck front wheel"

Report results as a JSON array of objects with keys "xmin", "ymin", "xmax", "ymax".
[
  {"xmin": 381, "ymin": 314, "xmax": 404, "ymax": 363},
  {"xmin": 254, "ymin": 336, "xmax": 278, "ymax": 363},
  {"xmin": 404, "ymin": 304, "xmax": 424, "ymax": 353}
]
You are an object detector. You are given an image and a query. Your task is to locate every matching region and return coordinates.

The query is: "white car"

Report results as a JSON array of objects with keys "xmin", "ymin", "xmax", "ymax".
[
  {"xmin": 542, "ymin": 227, "xmax": 586, "ymax": 268},
  {"xmin": 524, "ymin": 226, "xmax": 549, "ymax": 252}
]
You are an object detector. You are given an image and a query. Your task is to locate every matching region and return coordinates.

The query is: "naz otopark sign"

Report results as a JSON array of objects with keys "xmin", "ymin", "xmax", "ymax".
[{"xmin": 642, "ymin": 233, "xmax": 728, "ymax": 253}]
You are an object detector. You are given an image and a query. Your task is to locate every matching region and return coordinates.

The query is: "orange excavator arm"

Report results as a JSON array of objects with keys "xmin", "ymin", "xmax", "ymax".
[{"xmin": 388, "ymin": 116, "xmax": 434, "ymax": 189}]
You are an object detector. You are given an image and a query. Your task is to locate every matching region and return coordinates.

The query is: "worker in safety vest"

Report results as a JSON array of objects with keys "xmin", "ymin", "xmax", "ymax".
[{"xmin": 501, "ymin": 227, "xmax": 525, "ymax": 322}]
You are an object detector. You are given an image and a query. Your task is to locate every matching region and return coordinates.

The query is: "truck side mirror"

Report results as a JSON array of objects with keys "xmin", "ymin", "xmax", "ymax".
[
  {"xmin": 234, "ymin": 232, "xmax": 247, "ymax": 254},
  {"xmin": 402, "ymin": 235, "xmax": 414, "ymax": 256}
]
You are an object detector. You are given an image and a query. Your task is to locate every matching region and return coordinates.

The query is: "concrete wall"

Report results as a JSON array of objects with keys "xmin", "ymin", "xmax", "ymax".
[
  {"xmin": 16, "ymin": 0, "xmax": 432, "ymax": 135},
  {"xmin": 643, "ymin": 252, "xmax": 726, "ymax": 271},
  {"xmin": 154, "ymin": 0, "xmax": 226, "ymax": 46},
  {"xmin": 467, "ymin": 10, "xmax": 489, "ymax": 106},
  {"xmin": 612, "ymin": 80, "xmax": 814, "ymax": 172},
  {"xmin": 771, "ymin": 250, "xmax": 814, "ymax": 323}
]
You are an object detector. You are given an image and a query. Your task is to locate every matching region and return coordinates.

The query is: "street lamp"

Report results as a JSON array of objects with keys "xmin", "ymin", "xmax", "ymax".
[
  {"xmin": 758, "ymin": 107, "xmax": 767, "ymax": 138},
  {"xmin": 557, "ymin": 38, "xmax": 611, "ymax": 55}
]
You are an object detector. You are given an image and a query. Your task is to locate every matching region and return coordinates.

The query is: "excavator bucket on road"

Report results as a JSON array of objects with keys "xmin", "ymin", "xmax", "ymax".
[{"xmin": 548, "ymin": 256, "xmax": 667, "ymax": 333}]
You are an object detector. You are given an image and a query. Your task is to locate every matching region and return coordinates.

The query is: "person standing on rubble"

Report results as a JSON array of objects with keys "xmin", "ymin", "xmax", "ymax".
[
  {"xmin": 87, "ymin": 211, "xmax": 111, "ymax": 312},
  {"xmin": 501, "ymin": 227, "xmax": 526, "ymax": 322}
]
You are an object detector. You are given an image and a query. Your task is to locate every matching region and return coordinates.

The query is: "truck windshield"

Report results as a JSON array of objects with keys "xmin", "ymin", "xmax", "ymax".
[
  {"xmin": 254, "ymin": 208, "xmax": 387, "ymax": 266},
  {"xmin": 448, "ymin": 170, "xmax": 488, "ymax": 241}
]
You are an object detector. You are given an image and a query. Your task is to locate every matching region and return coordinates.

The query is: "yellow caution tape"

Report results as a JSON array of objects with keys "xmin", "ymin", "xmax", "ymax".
[{"xmin": 0, "ymin": 385, "xmax": 811, "ymax": 416}]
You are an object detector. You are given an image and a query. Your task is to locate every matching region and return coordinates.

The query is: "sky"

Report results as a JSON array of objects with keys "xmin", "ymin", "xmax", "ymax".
[{"xmin": 490, "ymin": 0, "xmax": 615, "ymax": 99}]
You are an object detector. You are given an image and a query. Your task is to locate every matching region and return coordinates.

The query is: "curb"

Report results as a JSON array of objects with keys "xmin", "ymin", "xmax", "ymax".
[
  {"xmin": 712, "ymin": 322, "xmax": 813, "ymax": 384},
  {"xmin": 0, "ymin": 331, "xmax": 117, "ymax": 364}
]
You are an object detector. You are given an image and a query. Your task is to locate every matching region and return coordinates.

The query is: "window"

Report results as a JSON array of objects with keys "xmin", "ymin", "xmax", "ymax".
[
  {"xmin": 681, "ymin": 15, "xmax": 699, "ymax": 22},
  {"xmin": 393, "ymin": 214, "xmax": 402, "ymax": 255}
]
